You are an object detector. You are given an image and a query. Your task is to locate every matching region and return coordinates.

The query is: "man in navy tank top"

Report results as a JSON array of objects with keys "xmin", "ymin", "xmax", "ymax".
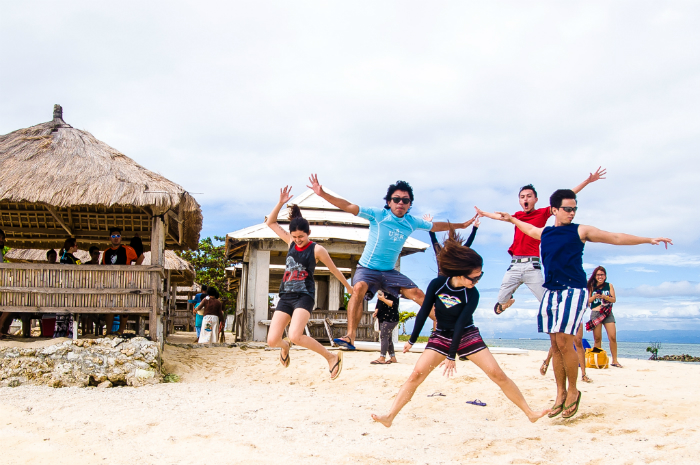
[
  {"xmin": 307, "ymin": 174, "xmax": 477, "ymax": 350},
  {"xmin": 494, "ymin": 189, "xmax": 672, "ymax": 419}
]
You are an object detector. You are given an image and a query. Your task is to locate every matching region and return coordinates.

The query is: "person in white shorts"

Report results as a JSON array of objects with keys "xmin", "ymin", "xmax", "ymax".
[{"xmin": 475, "ymin": 167, "xmax": 606, "ymax": 314}]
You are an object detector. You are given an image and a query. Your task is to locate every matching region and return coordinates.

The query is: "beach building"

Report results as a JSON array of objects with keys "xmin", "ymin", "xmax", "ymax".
[
  {"xmin": 225, "ymin": 189, "xmax": 429, "ymax": 342},
  {"xmin": 0, "ymin": 105, "xmax": 202, "ymax": 344}
]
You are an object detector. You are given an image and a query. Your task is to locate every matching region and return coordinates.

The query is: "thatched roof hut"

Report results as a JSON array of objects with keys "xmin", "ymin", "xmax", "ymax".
[
  {"xmin": 0, "ymin": 105, "xmax": 202, "ymax": 251},
  {"xmin": 4, "ymin": 248, "xmax": 195, "ymax": 285}
]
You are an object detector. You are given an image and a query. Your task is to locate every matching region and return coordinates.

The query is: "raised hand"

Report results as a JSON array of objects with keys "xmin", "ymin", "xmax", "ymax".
[
  {"xmin": 587, "ymin": 166, "xmax": 607, "ymax": 184},
  {"xmin": 307, "ymin": 173, "xmax": 323, "ymax": 196},
  {"xmin": 651, "ymin": 237, "xmax": 673, "ymax": 249},
  {"xmin": 423, "ymin": 213, "xmax": 433, "ymax": 222},
  {"xmin": 474, "ymin": 217, "xmax": 481, "ymax": 228},
  {"xmin": 279, "ymin": 185, "xmax": 293, "ymax": 205}
]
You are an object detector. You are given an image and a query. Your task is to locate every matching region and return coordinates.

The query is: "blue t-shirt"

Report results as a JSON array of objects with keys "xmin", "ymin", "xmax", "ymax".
[{"xmin": 357, "ymin": 206, "xmax": 432, "ymax": 271}]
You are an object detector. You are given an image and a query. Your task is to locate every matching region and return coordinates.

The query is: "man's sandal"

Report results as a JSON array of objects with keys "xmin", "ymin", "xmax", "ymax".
[
  {"xmin": 330, "ymin": 351, "xmax": 343, "ymax": 380},
  {"xmin": 494, "ymin": 298, "xmax": 515, "ymax": 315},
  {"xmin": 548, "ymin": 403, "xmax": 564, "ymax": 418},
  {"xmin": 562, "ymin": 391, "xmax": 582, "ymax": 419}
]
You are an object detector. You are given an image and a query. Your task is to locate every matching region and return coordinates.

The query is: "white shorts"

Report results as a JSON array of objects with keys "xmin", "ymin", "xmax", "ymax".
[
  {"xmin": 537, "ymin": 288, "xmax": 588, "ymax": 335},
  {"xmin": 198, "ymin": 315, "xmax": 220, "ymax": 344},
  {"xmin": 497, "ymin": 259, "xmax": 545, "ymax": 304}
]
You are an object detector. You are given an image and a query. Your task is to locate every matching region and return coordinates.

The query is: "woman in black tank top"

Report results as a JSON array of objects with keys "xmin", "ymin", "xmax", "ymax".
[{"xmin": 265, "ymin": 186, "xmax": 354, "ymax": 380}]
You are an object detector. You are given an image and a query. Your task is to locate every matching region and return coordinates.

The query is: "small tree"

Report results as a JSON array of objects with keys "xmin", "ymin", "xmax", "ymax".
[
  {"xmin": 646, "ymin": 342, "xmax": 661, "ymax": 360},
  {"xmin": 177, "ymin": 236, "xmax": 237, "ymax": 316},
  {"xmin": 398, "ymin": 311, "xmax": 417, "ymax": 335}
]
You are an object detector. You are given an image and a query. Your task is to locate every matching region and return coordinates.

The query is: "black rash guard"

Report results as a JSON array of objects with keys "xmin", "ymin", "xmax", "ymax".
[{"xmin": 409, "ymin": 276, "xmax": 480, "ymax": 360}]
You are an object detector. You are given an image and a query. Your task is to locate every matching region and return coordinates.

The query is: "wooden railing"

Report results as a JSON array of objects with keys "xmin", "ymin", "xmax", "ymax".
[{"xmin": 0, "ymin": 263, "xmax": 164, "ymax": 340}]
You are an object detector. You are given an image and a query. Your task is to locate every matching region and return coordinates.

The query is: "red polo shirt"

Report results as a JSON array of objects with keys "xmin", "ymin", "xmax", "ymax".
[{"xmin": 507, "ymin": 207, "xmax": 552, "ymax": 257}]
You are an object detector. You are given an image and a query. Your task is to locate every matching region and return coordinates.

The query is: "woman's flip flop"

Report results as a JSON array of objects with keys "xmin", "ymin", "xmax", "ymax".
[
  {"xmin": 466, "ymin": 399, "xmax": 486, "ymax": 406},
  {"xmin": 280, "ymin": 350, "xmax": 290, "ymax": 368},
  {"xmin": 370, "ymin": 359, "xmax": 389, "ymax": 365},
  {"xmin": 330, "ymin": 351, "xmax": 343, "ymax": 380}
]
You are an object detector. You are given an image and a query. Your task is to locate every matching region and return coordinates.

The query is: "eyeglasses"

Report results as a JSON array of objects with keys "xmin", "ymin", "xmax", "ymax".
[
  {"xmin": 559, "ymin": 207, "xmax": 578, "ymax": 213},
  {"xmin": 111, "ymin": 234, "xmax": 121, "ymax": 238},
  {"xmin": 466, "ymin": 272, "xmax": 484, "ymax": 283},
  {"xmin": 391, "ymin": 197, "xmax": 411, "ymax": 204}
]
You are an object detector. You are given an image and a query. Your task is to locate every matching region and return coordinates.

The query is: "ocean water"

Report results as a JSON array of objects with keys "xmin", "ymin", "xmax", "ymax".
[{"xmin": 484, "ymin": 338, "xmax": 700, "ymax": 360}]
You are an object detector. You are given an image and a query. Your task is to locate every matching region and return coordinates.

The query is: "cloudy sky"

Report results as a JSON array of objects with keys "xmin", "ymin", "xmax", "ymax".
[{"xmin": 2, "ymin": 2, "xmax": 699, "ymax": 338}]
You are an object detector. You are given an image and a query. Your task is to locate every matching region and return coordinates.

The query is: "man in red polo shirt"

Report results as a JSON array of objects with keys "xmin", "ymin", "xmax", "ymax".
[{"xmin": 476, "ymin": 167, "xmax": 606, "ymax": 314}]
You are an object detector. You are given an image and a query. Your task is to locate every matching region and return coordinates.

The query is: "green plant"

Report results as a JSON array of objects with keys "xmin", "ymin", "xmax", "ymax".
[
  {"xmin": 398, "ymin": 311, "xmax": 417, "ymax": 335},
  {"xmin": 177, "ymin": 236, "xmax": 237, "ymax": 317},
  {"xmin": 646, "ymin": 342, "xmax": 661, "ymax": 360},
  {"xmin": 340, "ymin": 292, "xmax": 351, "ymax": 310},
  {"xmin": 163, "ymin": 373, "xmax": 180, "ymax": 383}
]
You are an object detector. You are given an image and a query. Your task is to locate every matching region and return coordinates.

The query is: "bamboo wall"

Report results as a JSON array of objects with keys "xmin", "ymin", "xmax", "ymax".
[{"xmin": 0, "ymin": 263, "xmax": 162, "ymax": 313}]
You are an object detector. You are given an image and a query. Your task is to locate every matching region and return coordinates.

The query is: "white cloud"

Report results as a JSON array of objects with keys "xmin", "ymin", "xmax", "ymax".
[
  {"xmin": 623, "ymin": 281, "xmax": 700, "ymax": 298},
  {"xmin": 603, "ymin": 254, "xmax": 700, "ymax": 267},
  {"xmin": 625, "ymin": 267, "xmax": 658, "ymax": 273}
]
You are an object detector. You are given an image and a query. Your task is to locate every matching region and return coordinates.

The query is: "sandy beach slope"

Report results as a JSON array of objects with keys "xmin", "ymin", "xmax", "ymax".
[{"xmin": 0, "ymin": 338, "xmax": 698, "ymax": 464}]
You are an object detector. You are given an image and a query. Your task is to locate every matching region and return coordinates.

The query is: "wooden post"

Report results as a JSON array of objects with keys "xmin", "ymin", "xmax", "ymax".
[
  {"xmin": 73, "ymin": 313, "xmax": 79, "ymax": 340},
  {"xmin": 150, "ymin": 213, "xmax": 165, "ymax": 343},
  {"xmin": 245, "ymin": 250, "xmax": 257, "ymax": 341},
  {"xmin": 169, "ymin": 278, "xmax": 176, "ymax": 335},
  {"xmin": 328, "ymin": 276, "xmax": 341, "ymax": 310},
  {"xmin": 138, "ymin": 316, "xmax": 146, "ymax": 337},
  {"xmin": 252, "ymin": 249, "xmax": 270, "ymax": 342}
]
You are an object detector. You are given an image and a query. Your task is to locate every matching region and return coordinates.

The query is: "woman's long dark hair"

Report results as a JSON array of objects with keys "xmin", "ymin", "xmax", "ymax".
[
  {"xmin": 288, "ymin": 205, "xmax": 310, "ymax": 234},
  {"xmin": 587, "ymin": 266, "xmax": 608, "ymax": 294},
  {"xmin": 437, "ymin": 226, "xmax": 483, "ymax": 278},
  {"xmin": 59, "ymin": 237, "xmax": 77, "ymax": 259}
]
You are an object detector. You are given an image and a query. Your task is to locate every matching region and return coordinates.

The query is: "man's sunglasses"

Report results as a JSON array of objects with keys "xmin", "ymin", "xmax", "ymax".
[
  {"xmin": 391, "ymin": 197, "xmax": 411, "ymax": 204},
  {"xmin": 111, "ymin": 234, "xmax": 121, "ymax": 238},
  {"xmin": 466, "ymin": 272, "xmax": 484, "ymax": 283},
  {"xmin": 558, "ymin": 207, "xmax": 578, "ymax": 213}
]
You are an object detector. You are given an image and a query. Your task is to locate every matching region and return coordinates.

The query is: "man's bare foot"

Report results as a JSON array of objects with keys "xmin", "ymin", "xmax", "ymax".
[
  {"xmin": 371, "ymin": 413, "xmax": 393, "ymax": 428},
  {"xmin": 494, "ymin": 298, "xmax": 515, "ymax": 315},
  {"xmin": 527, "ymin": 408, "xmax": 551, "ymax": 423}
]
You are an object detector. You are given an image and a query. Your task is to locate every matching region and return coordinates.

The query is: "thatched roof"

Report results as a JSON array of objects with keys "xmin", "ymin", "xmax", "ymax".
[
  {"xmin": 0, "ymin": 105, "xmax": 202, "ymax": 250},
  {"xmin": 5, "ymin": 248, "xmax": 195, "ymax": 285}
]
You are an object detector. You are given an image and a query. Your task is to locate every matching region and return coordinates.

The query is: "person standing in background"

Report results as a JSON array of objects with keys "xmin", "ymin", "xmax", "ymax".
[{"xmin": 371, "ymin": 290, "xmax": 400, "ymax": 365}]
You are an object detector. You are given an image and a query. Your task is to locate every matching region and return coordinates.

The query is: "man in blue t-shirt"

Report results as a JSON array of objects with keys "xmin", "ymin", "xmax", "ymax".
[{"xmin": 307, "ymin": 174, "xmax": 476, "ymax": 349}]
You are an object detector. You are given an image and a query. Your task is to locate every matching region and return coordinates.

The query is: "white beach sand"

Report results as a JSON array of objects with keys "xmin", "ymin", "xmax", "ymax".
[{"xmin": 0, "ymin": 334, "xmax": 698, "ymax": 464}]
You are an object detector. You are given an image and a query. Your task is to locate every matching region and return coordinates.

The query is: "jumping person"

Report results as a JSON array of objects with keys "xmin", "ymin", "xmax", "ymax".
[
  {"xmin": 307, "ymin": 174, "xmax": 476, "ymax": 350},
  {"xmin": 586, "ymin": 266, "xmax": 622, "ymax": 367},
  {"xmin": 493, "ymin": 189, "xmax": 671, "ymax": 419},
  {"xmin": 371, "ymin": 229, "xmax": 550, "ymax": 427},
  {"xmin": 475, "ymin": 167, "xmax": 606, "ymax": 315},
  {"xmin": 265, "ymin": 186, "xmax": 353, "ymax": 380}
]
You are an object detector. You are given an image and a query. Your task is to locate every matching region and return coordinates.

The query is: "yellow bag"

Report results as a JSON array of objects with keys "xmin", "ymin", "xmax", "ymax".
[{"xmin": 585, "ymin": 347, "xmax": 609, "ymax": 369}]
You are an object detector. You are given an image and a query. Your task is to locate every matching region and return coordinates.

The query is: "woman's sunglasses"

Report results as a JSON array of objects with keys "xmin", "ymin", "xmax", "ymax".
[{"xmin": 466, "ymin": 272, "xmax": 484, "ymax": 283}]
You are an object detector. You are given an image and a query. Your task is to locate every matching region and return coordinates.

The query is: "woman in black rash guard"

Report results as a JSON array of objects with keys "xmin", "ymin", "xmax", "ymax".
[{"xmin": 371, "ymin": 228, "xmax": 550, "ymax": 428}]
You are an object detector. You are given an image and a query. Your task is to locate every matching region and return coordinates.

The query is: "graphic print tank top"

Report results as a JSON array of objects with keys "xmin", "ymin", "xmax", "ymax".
[
  {"xmin": 590, "ymin": 282, "xmax": 612, "ymax": 310},
  {"xmin": 279, "ymin": 242, "xmax": 316, "ymax": 297}
]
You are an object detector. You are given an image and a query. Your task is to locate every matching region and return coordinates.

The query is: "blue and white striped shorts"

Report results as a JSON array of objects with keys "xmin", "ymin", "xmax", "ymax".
[{"xmin": 537, "ymin": 288, "xmax": 588, "ymax": 335}]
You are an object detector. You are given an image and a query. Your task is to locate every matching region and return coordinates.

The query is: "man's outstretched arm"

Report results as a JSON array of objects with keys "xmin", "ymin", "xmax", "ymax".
[
  {"xmin": 579, "ymin": 225, "xmax": 672, "ymax": 248},
  {"xmin": 430, "ymin": 214, "xmax": 478, "ymax": 232},
  {"xmin": 572, "ymin": 166, "xmax": 606, "ymax": 194},
  {"xmin": 474, "ymin": 206, "xmax": 504, "ymax": 221},
  {"xmin": 495, "ymin": 212, "xmax": 544, "ymax": 240},
  {"xmin": 307, "ymin": 174, "xmax": 360, "ymax": 215}
]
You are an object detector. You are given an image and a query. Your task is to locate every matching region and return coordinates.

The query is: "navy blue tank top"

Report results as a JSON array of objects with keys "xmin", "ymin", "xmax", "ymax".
[
  {"xmin": 540, "ymin": 223, "xmax": 587, "ymax": 290},
  {"xmin": 279, "ymin": 241, "xmax": 316, "ymax": 297}
]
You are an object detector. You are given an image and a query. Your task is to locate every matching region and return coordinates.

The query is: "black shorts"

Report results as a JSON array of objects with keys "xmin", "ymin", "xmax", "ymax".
[{"xmin": 275, "ymin": 293, "xmax": 315, "ymax": 316}]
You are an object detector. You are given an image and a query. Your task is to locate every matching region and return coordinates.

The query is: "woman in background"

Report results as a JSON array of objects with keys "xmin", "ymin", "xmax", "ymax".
[{"xmin": 586, "ymin": 266, "xmax": 621, "ymax": 367}]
